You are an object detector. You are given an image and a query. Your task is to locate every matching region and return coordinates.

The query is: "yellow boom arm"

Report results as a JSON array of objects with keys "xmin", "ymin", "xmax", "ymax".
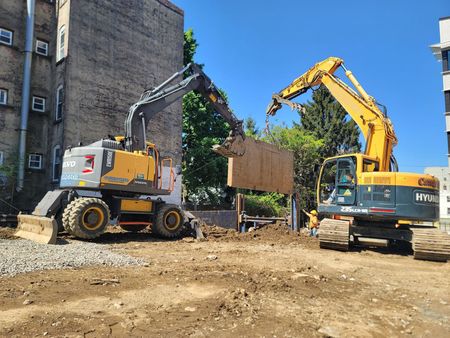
[{"xmin": 267, "ymin": 57, "xmax": 398, "ymax": 172}]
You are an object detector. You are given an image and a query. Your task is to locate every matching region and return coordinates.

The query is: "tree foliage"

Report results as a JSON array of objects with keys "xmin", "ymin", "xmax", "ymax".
[
  {"xmin": 183, "ymin": 29, "xmax": 197, "ymax": 67},
  {"xmin": 298, "ymin": 85, "xmax": 360, "ymax": 158},
  {"xmin": 265, "ymin": 126, "xmax": 323, "ymax": 210},
  {"xmin": 244, "ymin": 117, "xmax": 260, "ymax": 139},
  {"xmin": 244, "ymin": 192, "xmax": 287, "ymax": 217},
  {"xmin": 182, "ymin": 29, "xmax": 231, "ymax": 205}
]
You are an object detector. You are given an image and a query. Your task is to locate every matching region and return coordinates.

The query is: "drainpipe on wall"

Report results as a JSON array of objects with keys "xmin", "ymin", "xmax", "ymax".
[{"xmin": 17, "ymin": 0, "xmax": 36, "ymax": 191}]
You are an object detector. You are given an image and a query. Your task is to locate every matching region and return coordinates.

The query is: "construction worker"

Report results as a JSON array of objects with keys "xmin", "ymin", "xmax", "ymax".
[{"xmin": 302, "ymin": 209, "xmax": 319, "ymax": 237}]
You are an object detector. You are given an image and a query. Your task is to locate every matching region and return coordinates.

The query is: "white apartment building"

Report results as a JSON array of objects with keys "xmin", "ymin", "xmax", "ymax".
[{"xmin": 429, "ymin": 17, "xmax": 450, "ymax": 225}]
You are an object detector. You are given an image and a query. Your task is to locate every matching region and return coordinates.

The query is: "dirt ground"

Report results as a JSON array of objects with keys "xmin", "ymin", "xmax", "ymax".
[{"xmin": 1, "ymin": 224, "xmax": 449, "ymax": 338}]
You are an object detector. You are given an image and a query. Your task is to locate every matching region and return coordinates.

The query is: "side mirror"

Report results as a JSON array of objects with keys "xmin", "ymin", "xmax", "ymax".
[{"xmin": 175, "ymin": 165, "xmax": 182, "ymax": 176}]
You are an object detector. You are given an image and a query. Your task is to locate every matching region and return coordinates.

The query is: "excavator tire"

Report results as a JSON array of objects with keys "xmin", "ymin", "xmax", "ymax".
[
  {"xmin": 119, "ymin": 224, "xmax": 148, "ymax": 232},
  {"xmin": 62, "ymin": 199, "xmax": 78, "ymax": 233},
  {"xmin": 65, "ymin": 198, "xmax": 110, "ymax": 239},
  {"xmin": 152, "ymin": 204, "xmax": 184, "ymax": 239}
]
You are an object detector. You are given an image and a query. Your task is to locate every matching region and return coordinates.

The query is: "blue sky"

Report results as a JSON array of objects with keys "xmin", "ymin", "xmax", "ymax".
[{"xmin": 174, "ymin": 0, "xmax": 449, "ymax": 173}]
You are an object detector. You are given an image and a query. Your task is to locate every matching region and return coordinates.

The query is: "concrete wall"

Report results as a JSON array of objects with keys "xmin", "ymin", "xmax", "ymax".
[
  {"xmin": 63, "ymin": 0, "xmax": 184, "ymax": 166},
  {"xmin": 439, "ymin": 17, "xmax": 450, "ymax": 43}
]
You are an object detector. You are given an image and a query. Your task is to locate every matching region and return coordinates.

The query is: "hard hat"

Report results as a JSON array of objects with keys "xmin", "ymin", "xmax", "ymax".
[{"xmin": 311, "ymin": 210, "xmax": 318, "ymax": 215}]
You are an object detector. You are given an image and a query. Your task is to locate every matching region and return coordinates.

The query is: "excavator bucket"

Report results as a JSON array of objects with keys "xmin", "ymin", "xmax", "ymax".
[
  {"xmin": 16, "ymin": 214, "xmax": 58, "ymax": 244},
  {"xmin": 212, "ymin": 134, "xmax": 246, "ymax": 158}
]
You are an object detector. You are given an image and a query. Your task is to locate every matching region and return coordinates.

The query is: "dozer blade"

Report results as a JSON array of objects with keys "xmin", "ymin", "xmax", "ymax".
[{"xmin": 15, "ymin": 214, "xmax": 58, "ymax": 244}]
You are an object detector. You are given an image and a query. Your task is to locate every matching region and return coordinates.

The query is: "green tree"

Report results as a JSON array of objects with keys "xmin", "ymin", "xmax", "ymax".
[
  {"xmin": 182, "ymin": 29, "xmax": 231, "ymax": 205},
  {"xmin": 183, "ymin": 29, "xmax": 198, "ymax": 67},
  {"xmin": 265, "ymin": 125, "xmax": 324, "ymax": 210},
  {"xmin": 298, "ymin": 85, "xmax": 360, "ymax": 158},
  {"xmin": 244, "ymin": 117, "xmax": 260, "ymax": 139}
]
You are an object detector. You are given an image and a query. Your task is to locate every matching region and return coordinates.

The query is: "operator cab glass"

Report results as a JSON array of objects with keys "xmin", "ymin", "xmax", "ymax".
[{"xmin": 319, "ymin": 156, "xmax": 357, "ymax": 206}]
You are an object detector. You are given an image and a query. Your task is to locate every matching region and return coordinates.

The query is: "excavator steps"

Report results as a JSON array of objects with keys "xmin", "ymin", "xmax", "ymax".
[
  {"xmin": 411, "ymin": 227, "xmax": 450, "ymax": 262},
  {"xmin": 318, "ymin": 218, "xmax": 350, "ymax": 251}
]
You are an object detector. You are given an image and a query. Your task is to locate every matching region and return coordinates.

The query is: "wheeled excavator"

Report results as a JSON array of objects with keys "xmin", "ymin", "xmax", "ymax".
[
  {"xmin": 16, "ymin": 63, "xmax": 245, "ymax": 244},
  {"xmin": 267, "ymin": 57, "xmax": 450, "ymax": 261}
]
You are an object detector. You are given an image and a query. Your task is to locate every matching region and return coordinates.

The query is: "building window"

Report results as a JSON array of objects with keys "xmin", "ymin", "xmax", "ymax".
[
  {"xmin": 445, "ymin": 91, "xmax": 450, "ymax": 112},
  {"xmin": 55, "ymin": 85, "xmax": 63, "ymax": 121},
  {"xmin": 444, "ymin": 185, "xmax": 447, "ymax": 191},
  {"xmin": 448, "ymin": 208, "xmax": 450, "ymax": 215},
  {"xmin": 35, "ymin": 39, "xmax": 49, "ymax": 56},
  {"xmin": 0, "ymin": 28, "xmax": 13, "ymax": 46},
  {"xmin": 52, "ymin": 145, "xmax": 61, "ymax": 181},
  {"xmin": 32, "ymin": 96, "xmax": 46, "ymax": 112},
  {"xmin": 57, "ymin": 26, "xmax": 65, "ymax": 61},
  {"xmin": 443, "ymin": 49, "xmax": 449, "ymax": 72},
  {"xmin": 0, "ymin": 151, "xmax": 4, "ymax": 166},
  {"xmin": 447, "ymin": 196, "xmax": 450, "ymax": 203},
  {"xmin": 0, "ymin": 88, "xmax": 7, "ymax": 105},
  {"xmin": 28, "ymin": 154, "xmax": 43, "ymax": 169}
]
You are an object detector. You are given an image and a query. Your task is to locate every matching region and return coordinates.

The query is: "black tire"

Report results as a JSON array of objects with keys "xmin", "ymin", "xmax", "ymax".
[
  {"xmin": 66, "ymin": 197, "xmax": 110, "ymax": 239},
  {"xmin": 119, "ymin": 224, "xmax": 148, "ymax": 232},
  {"xmin": 62, "ymin": 199, "xmax": 78, "ymax": 233},
  {"xmin": 152, "ymin": 204, "xmax": 184, "ymax": 239}
]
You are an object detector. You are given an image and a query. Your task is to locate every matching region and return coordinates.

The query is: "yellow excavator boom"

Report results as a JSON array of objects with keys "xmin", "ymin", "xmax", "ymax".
[{"xmin": 267, "ymin": 57, "xmax": 398, "ymax": 172}]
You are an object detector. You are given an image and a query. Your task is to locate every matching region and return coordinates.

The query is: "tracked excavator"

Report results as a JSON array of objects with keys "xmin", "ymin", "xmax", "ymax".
[
  {"xmin": 267, "ymin": 57, "xmax": 450, "ymax": 261},
  {"xmin": 16, "ymin": 63, "xmax": 245, "ymax": 244}
]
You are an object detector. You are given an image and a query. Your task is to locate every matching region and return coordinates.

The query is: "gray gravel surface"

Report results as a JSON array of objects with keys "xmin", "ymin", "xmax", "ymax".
[{"xmin": 0, "ymin": 239, "xmax": 146, "ymax": 277}]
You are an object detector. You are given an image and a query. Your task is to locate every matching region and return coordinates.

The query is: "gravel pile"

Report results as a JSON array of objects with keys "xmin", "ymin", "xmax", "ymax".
[{"xmin": 0, "ymin": 239, "xmax": 146, "ymax": 277}]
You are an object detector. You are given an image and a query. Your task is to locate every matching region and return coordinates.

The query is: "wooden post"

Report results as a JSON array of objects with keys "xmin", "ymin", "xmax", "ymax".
[{"xmin": 236, "ymin": 193, "xmax": 244, "ymax": 232}]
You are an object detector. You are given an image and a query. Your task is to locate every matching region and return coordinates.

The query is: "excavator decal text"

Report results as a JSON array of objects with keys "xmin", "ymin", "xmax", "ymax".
[{"xmin": 414, "ymin": 191, "xmax": 439, "ymax": 205}]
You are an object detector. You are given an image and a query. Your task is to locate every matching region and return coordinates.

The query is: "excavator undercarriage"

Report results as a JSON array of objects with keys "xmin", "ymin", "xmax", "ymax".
[{"xmin": 319, "ymin": 218, "xmax": 450, "ymax": 262}]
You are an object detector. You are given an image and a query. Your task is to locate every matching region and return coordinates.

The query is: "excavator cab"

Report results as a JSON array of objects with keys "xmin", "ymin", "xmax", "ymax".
[
  {"xmin": 318, "ymin": 155, "xmax": 358, "ymax": 208},
  {"xmin": 317, "ymin": 153, "xmax": 439, "ymax": 223}
]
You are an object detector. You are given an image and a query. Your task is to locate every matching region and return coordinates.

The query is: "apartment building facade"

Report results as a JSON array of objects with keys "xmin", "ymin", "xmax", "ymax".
[
  {"xmin": 0, "ymin": 0, "xmax": 184, "ymax": 211},
  {"xmin": 429, "ymin": 16, "xmax": 450, "ymax": 222}
]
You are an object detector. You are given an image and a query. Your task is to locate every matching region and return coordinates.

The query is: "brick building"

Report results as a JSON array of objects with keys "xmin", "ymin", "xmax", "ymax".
[{"xmin": 0, "ymin": 0, "xmax": 184, "ymax": 211}]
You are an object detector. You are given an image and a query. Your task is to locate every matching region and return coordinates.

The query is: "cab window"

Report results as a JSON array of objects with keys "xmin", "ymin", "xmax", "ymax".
[
  {"xmin": 319, "ymin": 159, "xmax": 337, "ymax": 204},
  {"xmin": 337, "ymin": 160, "xmax": 355, "ymax": 184}
]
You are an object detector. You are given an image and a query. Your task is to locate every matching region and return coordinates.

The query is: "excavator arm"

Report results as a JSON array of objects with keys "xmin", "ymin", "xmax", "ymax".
[
  {"xmin": 266, "ymin": 57, "xmax": 398, "ymax": 172},
  {"xmin": 124, "ymin": 63, "xmax": 245, "ymax": 157}
]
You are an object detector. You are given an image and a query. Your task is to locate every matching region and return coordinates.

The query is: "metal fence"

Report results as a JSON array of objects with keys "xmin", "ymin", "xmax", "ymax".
[{"xmin": 439, "ymin": 220, "xmax": 450, "ymax": 234}]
